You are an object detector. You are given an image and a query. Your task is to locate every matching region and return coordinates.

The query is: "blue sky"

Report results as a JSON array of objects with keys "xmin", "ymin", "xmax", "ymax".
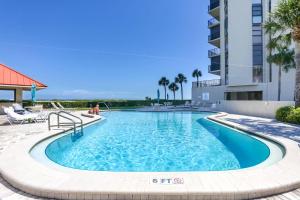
[{"xmin": 0, "ymin": 0, "xmax": 216, "ymax": 100}]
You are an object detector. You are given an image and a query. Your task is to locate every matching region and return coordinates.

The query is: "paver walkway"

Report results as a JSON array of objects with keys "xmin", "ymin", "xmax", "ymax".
[
  {"xmin": 0, "ymin": 112, "xmax": 300, "ymax": 200},
  {"xmin": 217, "ymin": 114, "xmax": 300, "ymax": 143}
]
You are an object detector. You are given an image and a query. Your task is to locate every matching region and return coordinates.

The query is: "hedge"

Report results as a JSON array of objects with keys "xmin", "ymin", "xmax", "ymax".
[
  {"xmin": 276, "ymin": 106, "xmax": 300, "ymax": 125},
  {"xmin": 23, "ymin": 100, "xmax": 189, "ymax": 109}
]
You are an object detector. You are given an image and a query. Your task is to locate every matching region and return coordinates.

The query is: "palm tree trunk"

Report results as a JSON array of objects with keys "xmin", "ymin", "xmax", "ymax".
[
  {"xmin": 197, "ymin": 77, "xmax": 199, "ymax": 87},
  {"xmin": 180, "ymin": 83, "xmax": 183, "ymax": 100},
  {"xmin": 164, "ymin": 86, "xmax": 167, "ymax": 100},
  {"xmin": 295, "ymin": 41, "xmax": 300, "ymax": 107},
  {"xmin": 278, "ymin": 65, "xmax": 282, "ymax": 101},
  {"xmin": 173, "ymin": 91, "xmax": 175, "ymax": 100}
]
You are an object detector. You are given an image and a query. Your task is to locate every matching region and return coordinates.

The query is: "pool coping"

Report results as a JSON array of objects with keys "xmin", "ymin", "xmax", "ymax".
[{"xmin": 1, "ymin": 112, "xmax": 300, "ymax": 199}]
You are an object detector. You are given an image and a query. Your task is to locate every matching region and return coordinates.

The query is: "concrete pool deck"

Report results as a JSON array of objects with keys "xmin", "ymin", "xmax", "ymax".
[{"xmin": 0, "ymin": 112, "xmax": 300, "ymax": 199}]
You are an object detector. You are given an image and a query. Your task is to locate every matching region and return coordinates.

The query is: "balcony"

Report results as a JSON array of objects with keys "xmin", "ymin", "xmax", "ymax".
[
  {"xmin": 208, "ymin": 0, "xmax": 220, "ymax": 19},
  {"xmin": 208, "ymin": 33, "xmax": 220, "ymax": 48},
  {"xmin": 208, "ymin": 48, "xmax": 220, "ymax": 58},
  {"xmin": 208, "ymin": 64, "xmax": 221, "ymax": 76},
  {"xmin": 208, "ymin": 24, "xmax": 220, "ymax": 47},
  {"xmin": 208, "ymin": 18, "xmax": 220, "ymax": 28},
  {"xmin": 192, "ymin": 79, "xmax": 221, "ymax": 88}
]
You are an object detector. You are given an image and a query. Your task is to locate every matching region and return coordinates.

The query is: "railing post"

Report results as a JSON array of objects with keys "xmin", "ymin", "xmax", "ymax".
[
  {"xmin": 57, "ymin": 115, "xmax": 60, "ymax": 128},
  {"xmin": 48, "ymin": 114, "xmax": 51, "ymax": 130}
]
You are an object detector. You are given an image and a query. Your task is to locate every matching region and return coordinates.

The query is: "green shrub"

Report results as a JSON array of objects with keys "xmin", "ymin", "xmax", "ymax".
[
  {"xmin": 286, "ymin": 108, "xmax": 300, "ymax": 124},
  {"xmin": 276, "ymin": 106, "xmax": 294, "ymax": 122},
  {"xmin": 276, "ymin": 106, "xmax": 300, "ymax": 125}
]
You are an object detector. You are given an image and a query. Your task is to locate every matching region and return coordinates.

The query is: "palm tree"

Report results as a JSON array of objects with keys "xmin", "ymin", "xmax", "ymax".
[
  {"xmin": 158, "ymin": 77, "xmax": 170, "ymax": 100},
  {"xmin": 175, "ymin": 73, "xmax": 187, "ymax": 100},
  {"xmin": 168, "ymin": 82, "xmax": 179, "ymax": 100},
  {"xmin": 192, "ymin": 69, "xmax": 202, "ymax": 87},
  {"xmin": 264, "ymin": 0, "xmax": 300, "ymax": 106},
  {"xmin": 267, "ymin": 44, "xmax": 295, "ymax": 101}
]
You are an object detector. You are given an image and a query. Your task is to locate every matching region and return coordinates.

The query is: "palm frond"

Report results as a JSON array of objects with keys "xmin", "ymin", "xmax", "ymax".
[
  {"xmin": 168, "ymin": 82, "xmax": 179, "ymax": 92},
  {"xmin": 264, "ymin": 17, "xmax": 286, "ymax": 35},
  {"xmin": 192, "ymin": 69, "xmax": 199, "ymax": 78},
  {"xmin": 267, "ymin": 45, "xmax": 295, "ymax": 72},
  {"xmin": 267, "ymin": 33, "xmax": 292, "ymax": 50}
]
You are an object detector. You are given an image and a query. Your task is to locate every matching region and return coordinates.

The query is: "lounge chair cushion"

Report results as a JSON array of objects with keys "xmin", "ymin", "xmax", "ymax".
[{"xmin": 12, "ymin": 103, "xmax": 26, "ymax": 114}]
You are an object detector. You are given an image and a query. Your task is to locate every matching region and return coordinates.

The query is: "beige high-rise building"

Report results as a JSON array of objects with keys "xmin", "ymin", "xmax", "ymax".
[{"xmin": 192, "ymin": 0, "xmax": 296, "ymax": 103}]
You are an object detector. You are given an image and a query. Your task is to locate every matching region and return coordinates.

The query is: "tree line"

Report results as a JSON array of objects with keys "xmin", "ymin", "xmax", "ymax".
[{"xmin": 158, "ymin": 70, "xmax": 202, "ymax": 101}]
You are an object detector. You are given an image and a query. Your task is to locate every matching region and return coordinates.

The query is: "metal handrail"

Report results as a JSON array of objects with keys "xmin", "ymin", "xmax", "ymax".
[
  {"xmin": 48, "ymin": 112, "xmax": 83, "ymax": 135},
  {"xmin": 58, "ymin": 111, "xmax": 83, "ymax": 133},
  {"xmin": 99, "ymin": 102, "xmax": 111, "ymax": 111}
]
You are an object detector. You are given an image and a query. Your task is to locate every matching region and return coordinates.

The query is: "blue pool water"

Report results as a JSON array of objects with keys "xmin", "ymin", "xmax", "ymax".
[{"xmin": 45, "ymin": 112, "xmax": 270, "ymax": 172}]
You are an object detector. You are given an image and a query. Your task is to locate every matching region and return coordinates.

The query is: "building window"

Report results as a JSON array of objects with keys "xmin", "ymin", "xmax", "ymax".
[
  {"xmin": 202, "ymin": 92, "xmax": 210, "ymax": 101},
  {"xmin": 252, "ymin": 0, "xmax": 263, "ymax": 83},
  {"xmin": 253, "ymin": 66, "xmax": 263, "ymax": 83},
  {"xmin": 253, "ymin": 45, "xmax": 263, "ymax": 65},
  {"xmin": 225, "ymin": 91, "xmax": 263, "ymax": 100}
]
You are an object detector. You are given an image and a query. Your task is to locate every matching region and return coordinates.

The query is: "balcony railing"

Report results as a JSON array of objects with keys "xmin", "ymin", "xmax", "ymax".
[
  {"xmin": 208, "ymin": 48, "xmax": 220, "ymax": 58},
  {"xmin": 208, "ymin": 25, "xmax": 220, "ymax": 41},
  {"xmin": 208, "ymin": 18, "xmax": 219, "ymax": 27},
  {"xmin": 208, "ymin": 33, "xmax": 220, "ymax": 41},
  {"xmin": 193, "ymin": 79, "xmax": 221, "ymax": 88},
  {"xmin": 208, "ymin": 0, "xmax": 220, "ymax": 11}
]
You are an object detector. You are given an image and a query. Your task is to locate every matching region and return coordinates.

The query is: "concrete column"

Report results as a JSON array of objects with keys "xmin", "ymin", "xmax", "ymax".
[{"xmin": 15, "ymin": 88, "xmax": 23, "ymax": 103}]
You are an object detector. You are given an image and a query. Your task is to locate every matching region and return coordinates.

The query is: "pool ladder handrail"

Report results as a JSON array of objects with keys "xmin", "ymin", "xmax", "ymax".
[
  {"xmin": 48, "ymin": 111, "xmax": 83, "ymax": 135},
  {"xmin": 99, "ymin": 102, "xmax": 111, "ymax": 111}
]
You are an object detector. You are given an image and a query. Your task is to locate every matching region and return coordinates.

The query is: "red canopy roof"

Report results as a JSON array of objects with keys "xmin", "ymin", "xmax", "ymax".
[{"xmin": 0, "ymin": 64, "xmax": 47, "ymax": 88}]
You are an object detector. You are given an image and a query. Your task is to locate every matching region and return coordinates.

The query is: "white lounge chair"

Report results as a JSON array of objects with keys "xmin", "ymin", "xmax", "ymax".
[
  {"xmin": 12, "ymin": 103, "xmax": 28, "ymax": 114},
  {"xmin": 3, "ymin": 107, "xmax": 38, "ymax": 125},
  {"xmin": 152, "ymin": 103, "xmax": 162, "ymax": 111},
  {"xmin": 56, "ymin": 102, "xmax": 65, "ymax": 109},
  {"xmin": 13, "ymin": 104, "xmax": 48, "ymax": 122},
  {"xmin": 50, "ymin": 102, "xmax": 60, "ymax": 110},
  {"xmin": 176, "ymin": 101, "xmax": 192, "ymax": 109},
  {"xmin": 56, "ymin": 102, "xmax": 73, "ymax": 113},
  {"xmin": 192, "ymin": 102, "xmax": 202, "ymax": 109},
  {"xmin": 185, "ymin": 101, "xmax": 191, "ymax": 106}
]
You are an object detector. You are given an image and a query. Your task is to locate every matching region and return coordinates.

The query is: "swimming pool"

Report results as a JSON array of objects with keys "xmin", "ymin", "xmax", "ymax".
[{"xmin": 33, "ymin": 112, "xmax": 280, "ymax": 172}]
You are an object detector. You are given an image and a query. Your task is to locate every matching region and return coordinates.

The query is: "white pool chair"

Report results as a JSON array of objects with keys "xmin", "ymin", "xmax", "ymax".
[
  {"xmin": 56, "ymin": 102, "xmax": 73, "ymax": 112},
  {"xmin": 12, "ymin": 103, "xmax": 28, "ymax": 114},
  {"xmin": 3, "ymin": 107, "xmax": 38, "ymax": 125},
  {"xmin": 176, "ymin": 101, "xmax": 191, "ymax": 109},
  {"xmin": 192, "ymin": 102, "xmax": 202, "ymax": 109},
  {"xmin": 56, "ymin": 102, "xmax": 65, "ymax": 109},
  {"xmin": 50, "ymin": 102, "xmax": 61, "ymax": 110},
  {"xmin": 56, "ymin": 102, "xmax": 72, "ymax": 110},
  {"xmin": 36, "ymin": 111, "xmax": 49, "ymax": 122},
  {"xmin": 152, "ymin": 103, "xmax": 162, "ymax": 111},
  {"xmin": 185, "ymin": 101, "xmax": 191, "ymax": 106}
]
